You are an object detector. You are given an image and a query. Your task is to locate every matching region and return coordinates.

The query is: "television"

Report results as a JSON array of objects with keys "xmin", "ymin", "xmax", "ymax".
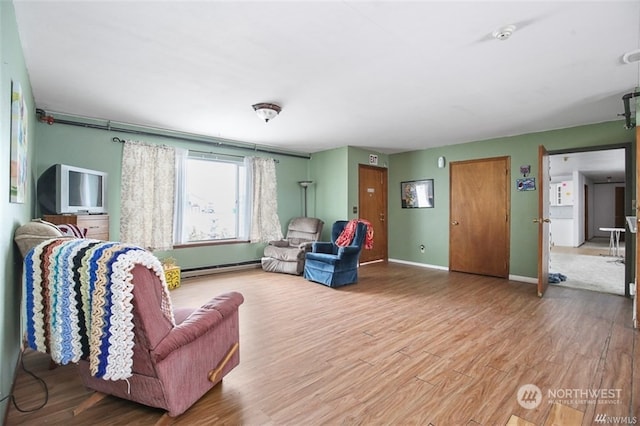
[{"xmin": 38, "ymin": 164, "xmax": 108, "ymax": 215}]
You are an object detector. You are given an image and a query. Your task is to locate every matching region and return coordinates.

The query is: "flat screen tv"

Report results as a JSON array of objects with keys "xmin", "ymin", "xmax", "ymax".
[{"xmin": 38, "ymin": 164, "xmax": 108, "ymax": 215}]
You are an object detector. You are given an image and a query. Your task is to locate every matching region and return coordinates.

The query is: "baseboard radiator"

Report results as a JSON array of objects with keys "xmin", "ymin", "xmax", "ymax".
[{"xmin": 181, "ymin": 260, "xmax": 261, "ymax": 278}]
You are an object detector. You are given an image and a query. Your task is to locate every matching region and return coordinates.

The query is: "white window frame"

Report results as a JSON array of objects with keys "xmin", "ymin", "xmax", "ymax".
[{"xmin": 174, "ymin": 150, "xmax": 250, "ymax": 245}]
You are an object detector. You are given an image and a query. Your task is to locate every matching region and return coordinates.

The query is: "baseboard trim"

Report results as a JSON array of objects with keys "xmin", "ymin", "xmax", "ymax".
[
  {"xmin": 182, "ymin": 260, "xmax": 261, "ymax": 278},
  {"xmin": 388, "ymin": 258, "xmax": 449, "ymax": 271},
  {"xmin": 181, "ymin": 258, "xmax": 538, "ymax": 283},
  {"xmin": 387, "ymin": 260, "xmax": 537, "ymax": 284},
  {"xmin": 508, "ymin": 275, "xmax": 537, "ymax": 284}
]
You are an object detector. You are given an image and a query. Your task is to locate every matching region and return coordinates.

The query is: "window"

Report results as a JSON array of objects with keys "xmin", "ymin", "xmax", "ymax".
[{"xmin": 174, "ymin": 152, "xmax": 249, "ymax": 244}]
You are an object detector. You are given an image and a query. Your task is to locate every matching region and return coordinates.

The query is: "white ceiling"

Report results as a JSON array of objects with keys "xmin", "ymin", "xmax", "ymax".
[
  {"xmin": 12, "ymin": 1, "xmax": 640, "ymax": 155},
  {"xmin": 550, "ymin": 148, "xmax": 626, "ymax": 182}
]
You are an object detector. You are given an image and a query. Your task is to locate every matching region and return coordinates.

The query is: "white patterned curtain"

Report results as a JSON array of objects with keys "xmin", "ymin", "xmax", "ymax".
[
  {"xmin": 120, "ymin": 140, "xmax": 176, "ymax": 250},
  {"xmin": 249, "ymin": 157, "xmax": 283, "ymax": 243},
  {"xmin": 173, "ymin": 147, "xmax": 189, "ymax": 244}
]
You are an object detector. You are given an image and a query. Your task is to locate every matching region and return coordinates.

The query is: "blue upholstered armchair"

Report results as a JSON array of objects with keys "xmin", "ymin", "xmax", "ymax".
[{"xmin": 303, "ymin": 220, "xmax": 368, "ymax": 287}]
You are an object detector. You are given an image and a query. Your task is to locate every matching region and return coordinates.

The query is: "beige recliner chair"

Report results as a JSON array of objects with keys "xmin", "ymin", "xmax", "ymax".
[
  {"xmin": 261, "ymin": 217, "xmax": 324, "ymax": 275},
  {"xmin": 14, "ymin": 219, "xmax": 67, "ymax": 257}
]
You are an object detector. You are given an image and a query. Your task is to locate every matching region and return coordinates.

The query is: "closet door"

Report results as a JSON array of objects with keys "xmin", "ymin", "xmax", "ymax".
[{"xmin": 449, "ymin": 156, "xmax": 510, "ymax": 278}]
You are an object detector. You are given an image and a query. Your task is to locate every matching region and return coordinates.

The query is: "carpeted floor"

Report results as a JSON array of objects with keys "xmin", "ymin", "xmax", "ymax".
[{"xmin": 549, "ymin": 237, "xmax": 626, "ymax": 295}]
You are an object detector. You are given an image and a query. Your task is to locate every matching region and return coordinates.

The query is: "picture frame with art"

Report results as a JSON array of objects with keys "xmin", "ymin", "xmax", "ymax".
[
  {"xmin": 10, "ymin": 81, "xmax": 28, "ymax": 204},
  {"xmin": 401, "ymin": 179, "xmax": 434, "ymax": 208}
]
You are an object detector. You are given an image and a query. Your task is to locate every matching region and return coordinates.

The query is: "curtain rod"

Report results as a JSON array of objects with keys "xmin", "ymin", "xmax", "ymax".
[
  {"xmin": 35, "ymin": 108, "xmax": 311, "ymax": 160},
  {"xmin": 111, "ymin": 137, "xmax": 279, "ymax": 163}
]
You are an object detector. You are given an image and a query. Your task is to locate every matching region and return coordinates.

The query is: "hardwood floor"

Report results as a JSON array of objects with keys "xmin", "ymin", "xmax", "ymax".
[{"xmin": 6, "ymin": 262, "xmax": 639, "ymax": 425}]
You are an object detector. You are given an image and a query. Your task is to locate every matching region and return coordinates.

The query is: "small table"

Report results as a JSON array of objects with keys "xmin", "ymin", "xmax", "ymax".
[{"xmin": 599, "ymin": 227, "xmax": 625, "ymax": 257}]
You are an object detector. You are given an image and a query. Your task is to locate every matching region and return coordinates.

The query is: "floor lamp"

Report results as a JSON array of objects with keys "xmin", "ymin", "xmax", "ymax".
[{"xmin": 298, "ymin": 180, "xmax": 314, "ymax": 217}]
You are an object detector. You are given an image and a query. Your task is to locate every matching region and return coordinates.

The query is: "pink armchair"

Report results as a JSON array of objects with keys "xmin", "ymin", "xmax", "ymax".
[
  {"xmin": 18, "ymin": 233, "xmax": 243, "ymax": 420},
  {"xmin": 77, "ymin": 264, "xmax": 244, "ymax": 418}
]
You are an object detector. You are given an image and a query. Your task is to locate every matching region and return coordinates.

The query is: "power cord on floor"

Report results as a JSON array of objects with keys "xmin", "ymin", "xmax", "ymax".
[{"xmin": 10, "ymin": 350, "xmax": 49, "ymax": 413}]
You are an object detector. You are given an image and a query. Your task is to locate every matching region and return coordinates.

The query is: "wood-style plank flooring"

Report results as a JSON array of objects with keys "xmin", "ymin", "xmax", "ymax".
[{"xmin": 6, "ymin": 262, "xmax": 639, "ymax": 425}]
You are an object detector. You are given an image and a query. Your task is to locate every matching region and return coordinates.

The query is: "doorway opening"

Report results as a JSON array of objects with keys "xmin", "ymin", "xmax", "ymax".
[{"xmin": 547, "ymin": 146, "xmax": 630, "ymax": 296}]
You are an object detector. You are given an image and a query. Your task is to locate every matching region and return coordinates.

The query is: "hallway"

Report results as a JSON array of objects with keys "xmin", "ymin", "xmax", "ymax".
[{"xmin": 550, "ymin": 237, "xmax": 626, "ymax": 295}]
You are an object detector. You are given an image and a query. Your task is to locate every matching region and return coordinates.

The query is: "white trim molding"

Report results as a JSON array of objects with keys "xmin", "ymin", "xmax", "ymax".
[
  {"xmin": 388, "ymin": 258, "xmax": 449, "ymax": 271},
  {"xmin": 508, "ymin": 275, "xmax": 537, "ymax": 284},
  {"xmin": 389, "ymin": 259, "xmax": 537, "ymax": 284}
]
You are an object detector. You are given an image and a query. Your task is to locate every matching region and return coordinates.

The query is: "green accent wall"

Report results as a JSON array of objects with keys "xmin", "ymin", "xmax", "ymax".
[
  {"xmin": 389, "ymin": 120, "xmax": 635, "ymax": 278},
  {"xmin": 0, "ymin": 1, "xmax": 37, "ymax": 418}
]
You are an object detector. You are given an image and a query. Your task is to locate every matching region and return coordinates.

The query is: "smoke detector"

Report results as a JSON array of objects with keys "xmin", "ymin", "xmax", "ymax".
[
  {"xmin": 493, "ymin": 24, "xmax": 517, "ymax": 41},
  {"xmin": 622, "ymin": 49, "xmax": 640, "ymax": 64}
]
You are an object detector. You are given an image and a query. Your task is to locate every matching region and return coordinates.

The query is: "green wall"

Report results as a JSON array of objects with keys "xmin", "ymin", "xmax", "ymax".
[
  {"xmin": 389, "ymin": 120, "xmax": 635, "ymax": 279},
  {"xmin": 34, "ymin": 116, "xmax": 310, "ymax": 270},
  {"xmin": 310, "ymin": 147, "xmax": 348, "ymax": 240},
  {"xmin": 309, "ymin": 146, "xmax": 389, "ymax": 240},
  {"xmin": 0, "ymin": 1, "xmax": 36, "ymax": 419}
]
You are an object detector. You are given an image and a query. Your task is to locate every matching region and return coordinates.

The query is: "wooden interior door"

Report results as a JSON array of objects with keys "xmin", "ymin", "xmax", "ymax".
[
  {"xmin": 537, "ymin": 145, "xmax": 551, "ymax": 297},
  {"xmin": 358, "ymin": 165, "xmax": 388, "ymax": 263},
  {"xmin": 449, "ymin": 157, "xmax": 510, "ymax": 278},
  {"xmin": 636, "ymin": 126, "xmax": 640, "ymax": 328}
]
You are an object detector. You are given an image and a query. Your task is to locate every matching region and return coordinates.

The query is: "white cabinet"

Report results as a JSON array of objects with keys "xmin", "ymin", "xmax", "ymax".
[
  {"xmin": 550, "ymin": 218, "xmax": 573, "ymax": 247},
  {"xmin": 550, "ymin": 181, "xmax": 574, "ymax": 206}
]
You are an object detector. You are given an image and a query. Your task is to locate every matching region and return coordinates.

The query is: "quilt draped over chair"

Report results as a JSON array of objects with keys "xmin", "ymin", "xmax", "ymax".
[{"xmin": 22, "ymin": 237, "xmax": 243, "ymax": 418}]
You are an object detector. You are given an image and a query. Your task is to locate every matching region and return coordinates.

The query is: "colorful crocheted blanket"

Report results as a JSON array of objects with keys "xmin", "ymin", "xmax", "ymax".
[{"xmin": 23, "ymin": 238, "xmax": 175, "ymax": 381}]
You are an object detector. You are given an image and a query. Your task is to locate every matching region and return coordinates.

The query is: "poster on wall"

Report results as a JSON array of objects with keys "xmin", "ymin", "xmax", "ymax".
[
  {"xmin": 516, "ymin": 177, "xmax": 536, "ymax": 191},
  {"xmin": 10, "ymin": 81, "xmax": 28, "ymax": 203}
]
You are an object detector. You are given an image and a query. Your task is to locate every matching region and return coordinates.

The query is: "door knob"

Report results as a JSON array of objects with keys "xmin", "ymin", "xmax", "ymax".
[
  {"xmin": 451, "ymin": 220, "xmax": 459, "ymax": 225},
  {"xmin": 533, "ymin": 218, "xmax": 551, "ymax": 224}
]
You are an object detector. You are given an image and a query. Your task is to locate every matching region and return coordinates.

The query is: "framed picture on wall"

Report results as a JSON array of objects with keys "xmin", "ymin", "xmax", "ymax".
[
  {"xmin": 516, "ymin": 177, "xmax": 536, "ymax": 191},
  {"xmin": 10, "ymin": 81, "xmax": 28, "ymax": 204},
  {"xmin": 401, "ymin": 179, "xmax": 434, "ymax": 208}
]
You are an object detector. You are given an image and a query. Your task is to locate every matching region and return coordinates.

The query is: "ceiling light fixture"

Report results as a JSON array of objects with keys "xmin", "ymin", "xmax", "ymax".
[
  {"xmin": 492, "ymin": 24, "xmax": 516, "ymax": 41},
  {"xmin": 252, "ymin": 103, "xmax": 281, "ymax": 123}
]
